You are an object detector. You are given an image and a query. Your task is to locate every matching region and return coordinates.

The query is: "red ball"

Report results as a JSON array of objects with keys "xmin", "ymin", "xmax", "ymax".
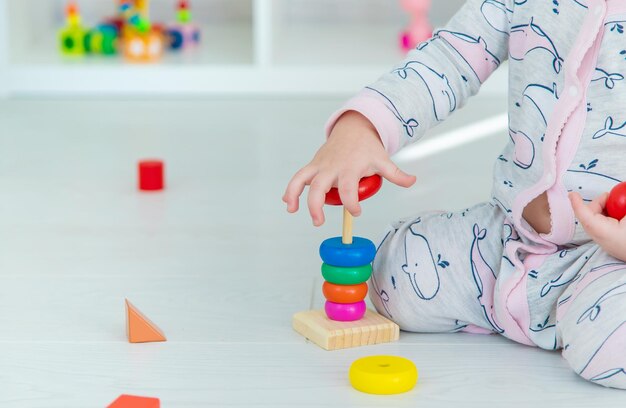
[
  {"xmin": 138, "ymin": 159, "xmax": 165, "ymax": 191},
  {"xmin": 325, "ymin": 174, "xmax": 383, "ymax": 206},
  {"xmin": 606, "ymin": 182, "xmax": 626, "ymax": 220}
]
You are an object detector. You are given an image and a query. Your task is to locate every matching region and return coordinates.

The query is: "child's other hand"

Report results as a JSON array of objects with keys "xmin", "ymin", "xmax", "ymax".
[
  {"xmin": 569, "ymin": 191, "xmax": 626, "ymax": 262},
  {"xmin": 283, "ymin": 111, "xmax": 416, "ymax": 226}
]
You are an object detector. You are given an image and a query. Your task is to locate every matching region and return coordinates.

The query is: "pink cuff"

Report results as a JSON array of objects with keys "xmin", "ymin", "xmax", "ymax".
[{"xmin": 325, "ymin": 90, "xmax": 401, "ymax": 155}]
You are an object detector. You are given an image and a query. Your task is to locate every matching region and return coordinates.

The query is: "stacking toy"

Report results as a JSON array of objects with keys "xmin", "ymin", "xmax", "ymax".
[
  {"xmin": 607, "ymin": 182, "xmax": 626, "ymax": 221},
  {"xmin": 119, "ymin": 0, "xmax": 164, "ymax": 62},
  {"xmin": 399, "ymin": 0, "xmax": 433, "ymax": 53},
  {"xmin": 349, "ymin": 355, "xmax": 418, "ymax": 395},
  {"xmin": 319, "ymin": 175, "xmax": 381, "ymax": 321},
  {"xmin": 292, "ymin": 175, "xmax": 400, "ymax": 350},
  {"xmin": 84, "ymin": 25, "xmax": 118, "ymax": 55},
  {"xmin": 167, "ymin": 0, "xmax": 201, "ymax": 51},
  {"xmin": 58, "ymin": 2, "xmax": 87, "ymax": 56}
]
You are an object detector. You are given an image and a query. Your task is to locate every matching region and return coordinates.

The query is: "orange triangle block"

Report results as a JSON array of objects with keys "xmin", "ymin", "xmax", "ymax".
[
  {"xmin": 125, "ymin": 299, "xmax": 167, "ymax": 343},
  {"xmin": 107, "ymin": 394, "xmax": 160, "ymax": 408}
]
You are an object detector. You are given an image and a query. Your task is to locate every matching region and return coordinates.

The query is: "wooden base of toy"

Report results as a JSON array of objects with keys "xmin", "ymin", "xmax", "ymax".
[{"xmin": 292, "ymin": 309, "xmax": 399, "ymax": 350}]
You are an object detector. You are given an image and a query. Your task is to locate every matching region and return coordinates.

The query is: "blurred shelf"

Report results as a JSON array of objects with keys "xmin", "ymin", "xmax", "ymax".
[
  {"xmin": 9, "ymin": 24, "xmax": 254, "ymax": 66},
  {"xmin": 0, "ymin": 0, "xmax": 508, "ymax": 96},
  {"xmin": 273, "ymin": 23, "xmax": 404, "ymax": 67}
]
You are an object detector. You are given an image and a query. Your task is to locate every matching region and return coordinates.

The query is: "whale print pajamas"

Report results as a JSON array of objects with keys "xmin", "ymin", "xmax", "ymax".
[{"xmin": 326, "ymin": 0, "xmax": 626, "ymax": 388}]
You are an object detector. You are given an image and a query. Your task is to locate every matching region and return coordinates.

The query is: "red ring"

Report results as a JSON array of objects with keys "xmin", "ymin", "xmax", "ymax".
[{"xmin": 325, "ymin": 174, "xmax": 382, "ymax": 206}]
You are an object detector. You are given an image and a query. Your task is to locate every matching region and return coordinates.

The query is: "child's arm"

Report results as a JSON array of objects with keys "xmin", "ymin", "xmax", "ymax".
[
  {"xmin": 285, "ymin": 0, "xmax": 514, "ymax": 224},
  {"xmin": 569, "ymin": 192, "xmax": 626, "ymax": 262}
]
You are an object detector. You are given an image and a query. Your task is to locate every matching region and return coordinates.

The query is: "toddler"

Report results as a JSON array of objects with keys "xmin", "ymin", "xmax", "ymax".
[{"xmin": 284, "ymin": 0, "xmax": 626, "ymax": 389}]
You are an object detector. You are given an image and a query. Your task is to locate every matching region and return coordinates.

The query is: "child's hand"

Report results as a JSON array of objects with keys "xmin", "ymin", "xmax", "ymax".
[
  {"xmin": 569, "ymin": 191, "xmax": 626, "ymax": 262},
  {"xmin": 283, "ymin": 111, "xmax": 416, "ymax": 226}
]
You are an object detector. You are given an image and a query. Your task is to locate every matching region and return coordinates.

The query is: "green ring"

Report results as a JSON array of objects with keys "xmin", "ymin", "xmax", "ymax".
[{"xmin": 321, "ymin": 263, "xmax": 372, "ymax": 285}]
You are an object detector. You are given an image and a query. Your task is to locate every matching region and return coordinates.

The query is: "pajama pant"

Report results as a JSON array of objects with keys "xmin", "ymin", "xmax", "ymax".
[{"xmin": 370, "ymin": 201, "xmax": 626, "ymax": 389}]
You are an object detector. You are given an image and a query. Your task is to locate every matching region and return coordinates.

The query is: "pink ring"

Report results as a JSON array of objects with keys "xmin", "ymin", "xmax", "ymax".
[{"xmin": 325, "ymin": 300, "xmax": 366, "ymax": 321}]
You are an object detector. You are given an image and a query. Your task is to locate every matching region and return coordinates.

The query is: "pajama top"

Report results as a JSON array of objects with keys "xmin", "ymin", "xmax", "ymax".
[{"xmin": 326, "ymin": 0, "xmax": 626, "ymax": 346}]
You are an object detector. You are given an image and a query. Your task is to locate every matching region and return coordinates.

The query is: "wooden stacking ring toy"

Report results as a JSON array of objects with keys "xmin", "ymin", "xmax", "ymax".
[
  {"xmin": 317, "ymin": 175, "xmax": 382, "ymax": 321},
  {"xmin": 325, "ymin": 300, "xmax": 366, "ymax": 321},
  {"xmin": 349, "ymin": 355, "xmax": 418, "ymax": 394},
  {"xmin": 322, "ymin": 282, "xmax": 368, "ymax": 304}
]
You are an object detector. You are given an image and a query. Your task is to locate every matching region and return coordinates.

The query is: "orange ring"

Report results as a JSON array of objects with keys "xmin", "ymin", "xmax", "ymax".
[{"xmin": 322, "ymin": 281, "xmax": 368, "ymax": 304}]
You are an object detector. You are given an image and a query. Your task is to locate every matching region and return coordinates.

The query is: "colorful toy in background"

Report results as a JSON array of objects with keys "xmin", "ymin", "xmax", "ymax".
[
  {"xmin": 117, "ymin": 0, "xmax": 165, "ymax": 62},
  {"xmin": 58, "ymin": 2, "xmax": 87, "ymax": 56},
  {"xmin": 58, "ymin": 0, "xmax": 201, "ymax": 63},
  {"xmin": 399, "ymin": 0, "xmax": 432, "ymax": 53},
  {"xmin": 84, "ymin": 25, "xmax": 118, "ymax": 55},
  {"xmin": 167, "ymin": 0, "xmax": 201, "ymax": 51}
]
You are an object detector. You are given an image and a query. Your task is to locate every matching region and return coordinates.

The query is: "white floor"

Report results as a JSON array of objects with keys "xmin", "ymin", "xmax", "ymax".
[{"xmin": 0, "ymin": 97, "xmax": 625, "ymax": 407}]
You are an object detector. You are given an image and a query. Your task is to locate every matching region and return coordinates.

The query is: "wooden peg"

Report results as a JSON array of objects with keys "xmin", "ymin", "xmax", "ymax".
[{"xmin": 342, "ymin": 207, "xmax": 353, "ymax": 244}]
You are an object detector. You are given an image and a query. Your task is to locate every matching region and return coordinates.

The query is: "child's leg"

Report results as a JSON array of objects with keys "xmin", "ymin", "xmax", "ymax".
[
  {"xmin": 370, "ymin": 201, "xmax": 508, "ymax": 333},
  {"xmin": 556, "ymin": 250, "xmax": 626, "ymax": 389}
]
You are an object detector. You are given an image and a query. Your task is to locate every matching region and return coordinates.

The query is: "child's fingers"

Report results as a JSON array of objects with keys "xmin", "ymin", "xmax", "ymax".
[
  {"xmin": 376, "ymin": 158, "xmax": 416, "ymax": 188},
  {"xmin": 338, "ymin": 172, "xmax": 362, "ymax": 217},
  {"xmin": 307, "ymin": 174, "xmax": 335, "ymax": 226},
  {"xmin": 569, "ymin": 192, "xmax": 615, "ymax": 240},
  {"xmin": 570, "ymin": 192, "xmax": 594, "ymax": 226},
  {"xmin": 594, "ymin": 192, "xmax": 610, "ymax": 212},
  {"xmin": 283, "ymin": 166, "xmax": 317, "ymax": 213},
  {"xmin": 584, "ymin": 193, "xmax": 606, "ymax": 216}
]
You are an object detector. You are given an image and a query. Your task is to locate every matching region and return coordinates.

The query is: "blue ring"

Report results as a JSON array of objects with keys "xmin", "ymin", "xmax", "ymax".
[{"xmin": 319, "ymin": 237, "xmax": 376, "ymax": 267}]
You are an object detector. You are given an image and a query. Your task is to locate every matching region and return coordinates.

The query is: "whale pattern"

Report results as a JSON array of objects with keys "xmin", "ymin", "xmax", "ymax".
[
  {"xmin": 580, "ymin": 321, "xmax": 626, "ymax": 384},
  {"xmin": 402, "ymin": 222, "xmax": 441, "ymax": 300},
  {"xmin": 470, "ymin": 223, "xmax": 504, "ymax": 333},
  {"xmin": 508, "ymin": 128, "xmax": 535, "ymax": 169},
  {"xmin": 605, "ymin": 18, "xmax": 626, "ymax": 33},
  {"xmin": 480, "ymin": 0, "xmax": 513, "ymax": 34},
  {"xmin": 393, "ymin": 61, "xmax": 458, "ymax": 122},
  {"xmin": 540, "ymin": 269, "xmax": 580, "ymax": 298},
  {"xmin": 564, "ymin": 169, "xmax": 621, "ymax": 202},
  {"xmin": 592, "ymin": 117, "xmax": 626, "ymax": 140},
  {"xmin": 557, "ymin": 263, "xmax": 626, "ymax": 322},
  {"xmin": 591, "ymin": 69, "xmax": 624, "ymax": 90},
  {"xmin": 510, "ymin": 18, "xmax": 563, "ymax": 73},
  {"xmin": 437, "ymin": 30, "xmax": 501, "ymax": 83},
  {"xmin": 577, "ymin": 283, "xmax": 626, "ymax": 324},
  {"xmin": 521, "ymin": 82, "xmax": 559, "ymax": 126},
  {"xmin": 365, "ymin": 86, "xmax": 420, "ymax": 138}
]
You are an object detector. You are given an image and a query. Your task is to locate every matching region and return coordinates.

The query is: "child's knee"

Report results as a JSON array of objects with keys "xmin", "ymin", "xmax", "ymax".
[{"xmin": 562, "ymin": 319, "xmax": 626, "ymax": 389}]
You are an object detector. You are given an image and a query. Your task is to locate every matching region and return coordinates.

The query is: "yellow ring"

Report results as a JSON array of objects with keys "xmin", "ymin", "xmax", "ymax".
[{"xmin": 349, "ymin": 355, "xmax": 418, "ymax": 395}]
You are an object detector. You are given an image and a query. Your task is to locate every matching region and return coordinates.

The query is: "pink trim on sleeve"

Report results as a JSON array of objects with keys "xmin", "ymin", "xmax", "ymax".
[{"xmin": 325, "ymin": 90, "xmax": 401, "ymax": 155}]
